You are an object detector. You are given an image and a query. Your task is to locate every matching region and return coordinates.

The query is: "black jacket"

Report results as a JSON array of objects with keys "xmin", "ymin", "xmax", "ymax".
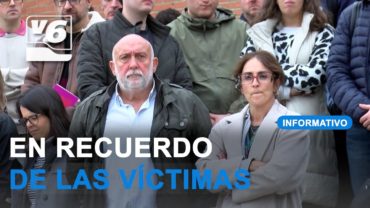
[
  {"xmin": 77, "ymin": 11, "xmax": 192, "ymax": 100},
  {"xmin": 68, "ymin": 77, "xmax": 214, "ymax": 207}
]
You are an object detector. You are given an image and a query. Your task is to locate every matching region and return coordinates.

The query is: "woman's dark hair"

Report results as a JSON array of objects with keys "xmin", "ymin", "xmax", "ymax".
[
  {"xmin": 235, "ymin": 50, "xmax": 285, "ymax": 89},
  {"xmin": 260, "ymin": 0, "xmax": 328, "ymax": 32},
  {"xmin": 155, "ymin": 8, "xmax": 181, "ymax": 25},
  {"xmin": 17, "ymin": 85, "xmax": 70, "ymax": 138}
]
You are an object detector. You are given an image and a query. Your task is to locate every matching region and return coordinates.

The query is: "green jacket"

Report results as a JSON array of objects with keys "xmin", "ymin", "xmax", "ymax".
[
  {"xmin": 68, "ymin": 77, "xmax": 214, "ymax": 207},
  {"xmin": 168, "ymin": 8, "xmax": 248, "ymax": 114}
]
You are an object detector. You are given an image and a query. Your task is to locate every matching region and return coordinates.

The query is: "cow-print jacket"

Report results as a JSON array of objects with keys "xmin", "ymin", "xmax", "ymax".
[{"xmin": 241, "ymin": 24, "xmax": 334, "ymax": 97}]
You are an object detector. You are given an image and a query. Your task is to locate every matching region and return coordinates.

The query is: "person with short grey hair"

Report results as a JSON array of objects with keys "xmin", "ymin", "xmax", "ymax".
[
  {"xmin": 69, "ymin": 34, "xmax": 212, "ymax": 208},
  {"xmin": 77, "ymin": 0, "xmax": 193, "ymax": 101},
  {"xmin": 101, "ymin": 0, "xmax": 122, "ymax": 20}
]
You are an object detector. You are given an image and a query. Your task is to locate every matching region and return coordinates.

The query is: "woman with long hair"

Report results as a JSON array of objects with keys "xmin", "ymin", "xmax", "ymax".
[
  {"xmin": 17, "ymin": 86, "xmax": 70, "ymax": 139},
  {"xmin": 12, "ymin": 85, "xmax": 78, "ymax": 208},
  {"xmin": 240, "ymin": 0, "xmax": 338, "ymax": 207}
]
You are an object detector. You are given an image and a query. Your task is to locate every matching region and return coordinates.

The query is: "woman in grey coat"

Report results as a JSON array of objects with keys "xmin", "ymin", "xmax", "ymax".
[{"xmin": 197, "ymin": 51, "xmax": 310, "ymax": 208}]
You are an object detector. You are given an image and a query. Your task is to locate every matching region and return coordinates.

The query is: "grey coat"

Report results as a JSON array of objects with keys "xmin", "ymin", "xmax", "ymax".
[
  {"xmin": 197, "ymin": 100, "xmax": 310, "ymax": 208},
  {"xmin": 11, "ymin": 139, "xmax": 80, "ymax": 208}
]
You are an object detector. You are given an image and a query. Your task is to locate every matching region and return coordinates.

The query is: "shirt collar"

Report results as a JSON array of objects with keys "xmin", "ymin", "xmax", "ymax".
[
  {"xmin": 0, "ymin": 19, "xmax": 26, "ymax": 37},
  {"xmin": 114, "ymin": 81, "xmax": 156, "ymax": 107}
]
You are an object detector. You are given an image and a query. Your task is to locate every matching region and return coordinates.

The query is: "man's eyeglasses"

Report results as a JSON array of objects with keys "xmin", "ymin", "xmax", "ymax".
[
  {"xmin": 239, "ymin": 71, "xmax": 275, "ymax": 85},
  {"xmin": 19, "ymin": 114, "xmax": 41, "ymax": 126},
  {"xmin": 0, "ymin": 0, "xmax": 22, "ymax": 6},
  {"xmin": 54, "ymin": 0, "xmax": 80, "ymax": 7}
]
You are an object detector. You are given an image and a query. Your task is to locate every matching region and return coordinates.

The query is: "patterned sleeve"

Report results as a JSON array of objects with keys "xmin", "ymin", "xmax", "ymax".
[
  {"xmin": 240, "ymin": 36, "xmax": 257, "ymax": 57},
  {"xmin": 282, "ymin": 25, "xmax": 334, "ymax": 94}
]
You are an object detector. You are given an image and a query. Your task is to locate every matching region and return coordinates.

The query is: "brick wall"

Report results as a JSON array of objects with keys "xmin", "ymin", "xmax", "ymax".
[
  {"xmin": 22, "ymin": 0, "xmax": 242, "ymax": 19},
  {"xmin": 22, "ymin": 0, "xmax": 104, "ymax": 17},
  {"xmin": 152, "ymin": 0, "xmax": 242, "ymax": 16}
]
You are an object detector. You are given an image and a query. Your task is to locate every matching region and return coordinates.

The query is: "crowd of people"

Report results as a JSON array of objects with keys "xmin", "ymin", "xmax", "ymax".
[{"xmin": 0, "ymin": 0, "xmax": 369, "ymax": 207}]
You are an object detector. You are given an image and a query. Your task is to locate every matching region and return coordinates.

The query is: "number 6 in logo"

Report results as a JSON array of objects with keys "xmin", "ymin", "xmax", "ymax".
[
  {"xmin": 44, "ymin": 20, "xmax": 68, "ymax": 44},
  {"xmin": 26, "ymin": 15, "xmax": 72, "ymax": 62}
]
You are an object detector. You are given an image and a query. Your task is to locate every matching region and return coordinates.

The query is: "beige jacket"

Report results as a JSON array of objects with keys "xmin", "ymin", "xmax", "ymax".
[{"xmin": 197, "ymin": 100, "xmax": 310, "ymax": 208}]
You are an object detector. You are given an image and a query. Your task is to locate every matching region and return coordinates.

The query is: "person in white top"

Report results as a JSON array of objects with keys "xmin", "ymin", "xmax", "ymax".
[{"xmin": 0, "ymin": 0, "xmax": 39, "ymax": 134}]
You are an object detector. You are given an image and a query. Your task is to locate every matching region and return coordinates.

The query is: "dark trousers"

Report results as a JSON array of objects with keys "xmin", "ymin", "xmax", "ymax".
[
  {"xmin": 334, "ymin": 130, "xmax": 353, "ymax": 208},
  {"xmin": 346, "ymin": 123, "xmax": 370, "ymax": 195}
]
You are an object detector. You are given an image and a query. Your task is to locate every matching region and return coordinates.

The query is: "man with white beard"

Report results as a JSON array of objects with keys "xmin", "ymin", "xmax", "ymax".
[{"xmin": 68, "ymin": 34, "xmax": 213, "ymax": 208}]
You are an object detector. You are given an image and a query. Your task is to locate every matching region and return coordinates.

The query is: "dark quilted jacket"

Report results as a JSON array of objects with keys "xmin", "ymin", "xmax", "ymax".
[{"xmin": 327, "ymin": 0, "xmax": 370, "ymax": 121}]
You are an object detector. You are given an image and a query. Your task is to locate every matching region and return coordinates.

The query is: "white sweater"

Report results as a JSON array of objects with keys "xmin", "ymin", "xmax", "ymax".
[{"xmin": 0, "ymin": 24, "xmax": 39, "ymax": 122}]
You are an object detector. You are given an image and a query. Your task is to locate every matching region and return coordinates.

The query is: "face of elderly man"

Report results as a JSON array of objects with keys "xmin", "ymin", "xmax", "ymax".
[
  {"xmin": 101, "ymin": 0, "xmax": 122, "ymax": 20},
  {"xmin": 109, "ymin": 34, "xmax": 158, "ymax": 91}
]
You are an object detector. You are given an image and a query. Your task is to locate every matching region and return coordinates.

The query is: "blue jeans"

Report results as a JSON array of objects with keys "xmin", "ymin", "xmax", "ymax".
[{"xmin": 346, "ymin": 123, "xmax": 370, "ymax": 195}]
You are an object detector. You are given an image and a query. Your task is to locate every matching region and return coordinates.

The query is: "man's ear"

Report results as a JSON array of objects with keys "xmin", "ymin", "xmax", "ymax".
[
  {"xmin": 152, "ymin": 57, "xmax": 159, "ymax": 73},
  {"xmin": 109, "ymin": 61, "xmax": 116, "ymax": 76}
]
